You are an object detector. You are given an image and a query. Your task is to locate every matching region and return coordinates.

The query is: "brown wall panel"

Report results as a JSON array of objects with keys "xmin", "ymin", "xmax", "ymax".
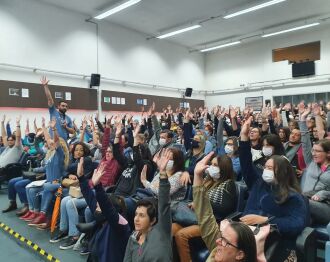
[
  {"xmin": 0, "ymin": 80, "xmax": 97, "ymax": 110},
  {"xmin": 273, "ymin": 41, "xmax": 320, "ymax": 63},
  {"xmin": 101, "ymin": 90, "xmax": 204, "ymax": 112}
]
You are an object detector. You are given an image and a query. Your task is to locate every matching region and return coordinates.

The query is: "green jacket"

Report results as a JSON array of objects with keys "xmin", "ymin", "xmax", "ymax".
[{"xmin": 193, "ymin": 185, "xmax": 220, "ymax": 262}]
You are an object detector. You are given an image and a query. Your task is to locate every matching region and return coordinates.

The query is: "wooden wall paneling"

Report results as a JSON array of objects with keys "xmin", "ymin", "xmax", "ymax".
[{"xmin": 0, "ymin": 80, "xmax": 97, "ymax": 110}]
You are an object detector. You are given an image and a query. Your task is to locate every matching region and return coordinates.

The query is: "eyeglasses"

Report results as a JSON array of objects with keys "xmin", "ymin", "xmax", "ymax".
[
  {"xmin": 106, "ymin": 150, "xmax": 113, "ymax": 153},
  {"xmin": 7, "ymin": 139, "xmax": 14, "ymax": 142},
  {"xmin": 216, "ymin": 235, "xmax": 239, "ymax": 249}
]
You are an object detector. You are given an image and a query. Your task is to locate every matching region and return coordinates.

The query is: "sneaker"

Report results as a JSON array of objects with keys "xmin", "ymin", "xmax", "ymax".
[
  {"xmin": 36, "ymin": 219, "xmax": 51, "ymax": 231},
  {"xmin": 50, "ymin": 231, "xmax": 68, "ymax": 243},
  {"xmin": 59, "ymin": 236, "xmax": 79, "ymax": 250},
  {"xmin": 80, "ymin": 247, "xmax": 90, "ymax": 256},
  {"xmin": 28, "ymin": 212, "xmax": 47, "ymax": 226},
  {"xmin": 22, "ymin": 211, "xmax": 39, "ymax": 221},
  {"xmin": 16, "ymin": 205, "xmax": 29, "ymax": 217},
  {"xmin": 20, "ymin": 210, "xmax": 33, "ymax": 220}
]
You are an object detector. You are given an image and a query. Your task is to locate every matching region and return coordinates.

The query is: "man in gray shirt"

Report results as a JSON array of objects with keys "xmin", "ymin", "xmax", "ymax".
[{"xmin": 0, "ymin": 115, "xmax": 23, "ymax": 173}]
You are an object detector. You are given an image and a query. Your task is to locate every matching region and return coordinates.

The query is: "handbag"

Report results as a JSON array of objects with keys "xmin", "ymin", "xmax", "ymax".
[
  {"xmin": 62, "ymin": 177, "xmax": 79, "ymax": 188},
  {"xmin": 171, "ymin": 201, "xmax": 198, "ymax": 227},
  {"xmin": 69, "ymin": 186, "xmax": 83, "ymax": 198}
]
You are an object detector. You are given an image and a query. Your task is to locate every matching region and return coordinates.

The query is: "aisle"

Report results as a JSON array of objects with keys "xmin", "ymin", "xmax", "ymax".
[{"xmin": 0, "ymin": 190, "xmax": 86, "ymax": 262}]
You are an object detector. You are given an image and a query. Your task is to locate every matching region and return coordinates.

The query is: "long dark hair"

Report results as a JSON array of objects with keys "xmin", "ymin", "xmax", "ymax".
[
  {"xmin": 169, "ymin": 148, "xmax": 184, "ymax": 174},
  {"xmin": 271, "ymin": 155, "xmax": 300, "ymax": 204},
  {"xmin": 204, "ymin": 155, "xmax": 235, "ymax": 190},
  {"xmin": 230, "ymin": 221, "xmax": 257, "ymax": 262},
  {"xmin": 71, "ymin": 142, "xmax": 90, "ymax": 159},
  {"xmin": 262, "ymin": 134, "xmax": 285, "ymax": 156}
]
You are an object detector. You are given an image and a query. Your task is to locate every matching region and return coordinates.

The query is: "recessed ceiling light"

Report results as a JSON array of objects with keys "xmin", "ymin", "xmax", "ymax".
[
  {"xmin": 94, "ymin": 0, "xmax": 141, "ymax": 20},
  {"xmin": 157, "ymin": 25, "xmax": 201, "ymax": 39},
  {"xmin": 224, "ymin": 0, "xmax": 287, "ymax": 19},
  {"xmin": 200, "ymin": 41, "xmax": 241, "ymax": 52}
]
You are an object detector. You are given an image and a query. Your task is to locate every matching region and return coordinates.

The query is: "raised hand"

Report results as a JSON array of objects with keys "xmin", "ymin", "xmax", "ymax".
[
  {"xmin": 40, "ymin": 76, "xmax": 49, "ymax": 86},
  {"xmin": 41, "ymin": 117, "xmax": 46, "ymax": 128},
  {"xmin": 140, "ymin": 164, "xmax": 147, "ymax": 184},
  {"xmin": 300, "ymin": 105, "xmax": 311, "ymax": 121},
  {"xmin": 240, "ymin": 115, "xmax": 253, "ymax": 141},
  {"xmin": 92, "ymin": 164, "xmax": 106, "ymax": 186},
  {"xmin": 1, "ymin": 115, "xmax": 5, "ymax": 123},
  {"xmin": 50, "ymin": 118, "xmax": 57, "ymax": 129},
  {"xmin": 157, "ymin": 148, "xmax": 171, "ymax": 173},
  {"xmin": 194, "ymin": 151, "xmax": 214, "ymax": 177},
  {"xmin": 133, "ymin": 122, "xmax": 141, "ymax": 137},
  {"xmin": 229, "ymin": 105, "xmax": 237, "ymax": 119},
  {"xmin": 312, "ymin": 103, "xmax": 321, "ymax": 116},
  {"xmin": 77, "ymin": 157, "xmax": 84, "ymax": 177},
  {"xmin": 16, "ymin": 115, "xmax": 21, "ymax": 125}
]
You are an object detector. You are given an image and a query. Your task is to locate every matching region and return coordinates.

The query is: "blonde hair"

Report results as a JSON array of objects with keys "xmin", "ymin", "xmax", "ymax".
[{"xmin": 59, "ymin": 137, "xmax": 70, "ymax": 169}]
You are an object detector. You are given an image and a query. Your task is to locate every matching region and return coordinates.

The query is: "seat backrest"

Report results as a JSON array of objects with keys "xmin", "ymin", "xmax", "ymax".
[
  {"xmin": 235, "ymin": 181, "xmax": 248, "ymax": 213},
  {"xmin": 19, "ymin": 152, "xmax": 29, "ymax": 165}
]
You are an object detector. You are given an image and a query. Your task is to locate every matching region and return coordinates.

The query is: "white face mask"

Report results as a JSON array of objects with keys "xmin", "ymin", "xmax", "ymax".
[
  {"xmin": 262, "ymin": 147, "xmax": 273, "ymax": 157},
  {"xmin": 224, "ymin": 145, "xmax": 234, "ymax": 154},
  {"xmin": 166, "ymin": 160, "xmax": 174, "ymax": 171},
  {"xmin": 206, "ymin": 166, "xmax": 220, "ymax": 179},
  {"xmin": 159, "ymin": 138, "xmax": 166, "ymax": 146},
  {"xmin": 262, "ymin": 169, "xmax": 274, "ymax": 183}
]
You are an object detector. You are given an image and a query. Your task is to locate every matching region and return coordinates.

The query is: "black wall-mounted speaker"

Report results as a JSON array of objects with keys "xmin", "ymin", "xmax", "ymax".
[
  {"xmin": 90, "ymin": 74, "xmax": 101, "ymax": 87},
  {"xmin": 185, "ymin": 87, "xmax": 192, "ymax": 97}
]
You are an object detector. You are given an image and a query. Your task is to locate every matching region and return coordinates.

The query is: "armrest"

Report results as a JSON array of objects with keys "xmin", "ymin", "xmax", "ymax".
[
  {"xmin": 296, "ymin": 227, "xmax": 317, "ymax": 262},
  {"xmin": 225, "ymin": 211, "xmax": 242, "ymax": 221}
]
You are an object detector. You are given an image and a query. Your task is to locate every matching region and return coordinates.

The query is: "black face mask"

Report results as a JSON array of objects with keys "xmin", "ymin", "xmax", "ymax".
[
  {"xmin": 191, "ymin": 140, "xmax": 200, "ymax": 148},
  {"xmin": 94, "ymin": 211, "xmax": 106, "ymax": 224}
]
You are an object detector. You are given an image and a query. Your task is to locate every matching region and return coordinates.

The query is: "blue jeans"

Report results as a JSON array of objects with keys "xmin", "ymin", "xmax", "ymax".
[
  {"xmin": 60, "ymin": 196, "xmax": 87, "ymax": 237},
  {"xmin": 26, "ymin": 186, "xmax": 43, "ymax": 211},
  {"xmin": 84, "ymin": 207, "xmax": 95, "ymax": 223},
  {"xmin": 8, "ymin": 177, "xmax": 30, "ymax": 204},
  {"xmin": 40, "ymin": 182, "xmax": 60, "ymax": 213}
]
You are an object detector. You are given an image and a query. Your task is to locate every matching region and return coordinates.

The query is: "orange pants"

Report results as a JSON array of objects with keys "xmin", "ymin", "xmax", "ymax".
[{"xmin": 172, "ymin": 223, "xmax": 202, "ymax": 262}]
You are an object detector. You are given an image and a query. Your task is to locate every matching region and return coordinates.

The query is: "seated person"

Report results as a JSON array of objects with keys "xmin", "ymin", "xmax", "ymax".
[
  {"xmin": 124, "ymin": 149, "xmax": 173, "ymax": 262},
  {"xmin": 0, "ymin": 115, "xmax": 23, "ymax": 180},
  {"xmin": 172, "ymin": 154, "xmax": 237, "ymax": 262},
  {"xmin": 193, "ymin": 152, "xmax": 258, "ymax": 262}
]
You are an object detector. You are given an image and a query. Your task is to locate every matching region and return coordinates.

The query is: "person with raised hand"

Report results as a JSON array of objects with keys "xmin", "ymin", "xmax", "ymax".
[
  {"xmin": 193, "ymin": 152, "xmax": 257, "ymax": 262},
  {"xmin": 298, "ymin": 103, "xmax": 330, "ymax": 225},
  {"xmin": 1, "ymin": 115, "xmax": 24, "ymax": 212},
  {"xmin": 124, "ymin": 148, "xmax": 172, "ymax": 262},
  {"xmin": 239, "ymin": 116, "xmax": 307, "ymax": 259},
  {"xmin": 76, "ymin": 157, "xmax": 131, "ymax": 262},
  {"xmin": 41, "ymin": 76, "xmax": 74, "ymax": 140}
]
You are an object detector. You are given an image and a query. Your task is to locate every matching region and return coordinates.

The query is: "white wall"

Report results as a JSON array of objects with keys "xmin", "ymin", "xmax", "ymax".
[
  {"xmin": 204, "ymin": 25, "xmax": 330, "ymax": 108},
  {"xmin": 0, "ymin": 0, "xmax": 206, "ymax": 127}
]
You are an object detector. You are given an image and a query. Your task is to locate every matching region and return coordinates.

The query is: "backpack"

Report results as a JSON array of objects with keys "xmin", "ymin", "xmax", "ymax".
[{"xmin": 114, "ymin": 165, "xmax": 139, "ymax": 197}]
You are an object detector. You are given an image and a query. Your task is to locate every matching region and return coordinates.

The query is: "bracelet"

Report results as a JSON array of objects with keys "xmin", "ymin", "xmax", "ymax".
[{"xmin": 16, "ymin": 125, "xmax": 20, "ymax": 127}]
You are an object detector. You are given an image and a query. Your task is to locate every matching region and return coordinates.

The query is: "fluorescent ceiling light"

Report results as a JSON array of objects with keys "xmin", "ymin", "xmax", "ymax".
[
  {"xmin": 157, "ymin": 25, "xmax": 201, "ymax": 39},
  {"xmin": 94, "ymin": 0, "xmax": 141, "ymax": 20},
  {"xmin": 200, "ymin": 41, "xmax": 241, "ymax": 52},
  {"xmin": 262, "ymin": 22, "xmax": 320, "ymax": 37},
  {"xmin": 224, "ymin": 0, "xmax": 286, "ymax": 19}
]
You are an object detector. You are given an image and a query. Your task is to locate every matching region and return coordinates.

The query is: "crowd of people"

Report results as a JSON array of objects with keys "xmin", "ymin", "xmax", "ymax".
[{"xmin": 0, "ymin": 76, "xmax": 330, "ymax": 262}]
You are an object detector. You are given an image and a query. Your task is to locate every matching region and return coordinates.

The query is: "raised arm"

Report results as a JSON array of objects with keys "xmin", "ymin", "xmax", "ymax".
[
  {"xmin": 239, "ymin": 116, "xmax": 258, "ymax": 189},
  {"xmin": 15, "ymin": 116, "xmax": 22, "ymax": 147},
  {"xmin": 1, "ymin": 115, "xmax": 8, "ymax": 147},
  {"xmin": 193, "ymin": 151, "xmax": 219, "ymax": 251},
  {"xmin": 298, "ymin": 103, "xmax": 313, "ymax": 165},
  {"xmin": 156, "ymin": 149, "xmax": 172, "ymax": 236},
  {"xmin": 41, "ymin": 76, "xmax": 54, "ymax": 107},
  {"xmin": 49, "ymin": 118, "xmax": 59, "ymax": 147},
  {"xmin": 313, "ymin": 103, "xmax": 326, "ymax": 140}
]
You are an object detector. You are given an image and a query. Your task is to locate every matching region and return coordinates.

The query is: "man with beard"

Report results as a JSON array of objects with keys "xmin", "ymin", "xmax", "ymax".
[
  {"xmin": 284, "ymin": 128, "xmax": 306, "ymax": 178},
  {"xmin": 41, "ymin": 76, "xmax": 74, "ymax": 140}
]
